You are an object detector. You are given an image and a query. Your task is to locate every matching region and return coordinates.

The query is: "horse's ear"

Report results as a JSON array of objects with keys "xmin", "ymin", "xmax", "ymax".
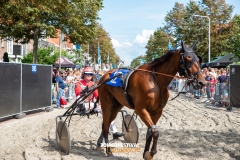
[
  {"xmin": 191, "ymin": 40, "xmax": 198, "ymax": 50},
  {"xmin": 181, "ymin": 40, "xmax": 187, "ymax": 52},
  {"xmin": 197, "ymin": 56, "xmax": 202, "ymax": 64}
]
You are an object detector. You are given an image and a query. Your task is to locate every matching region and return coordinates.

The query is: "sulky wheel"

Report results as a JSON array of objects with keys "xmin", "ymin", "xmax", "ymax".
[
  {"xmin": 122, "ymin": 114, "xmax": 139, "ymax": 143},
  {"xmin": 56, "ymin": 120, "xmax": 71, "ymax": 154}
]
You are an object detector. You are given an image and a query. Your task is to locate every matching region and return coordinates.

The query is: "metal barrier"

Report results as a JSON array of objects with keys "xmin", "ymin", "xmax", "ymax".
[
  {"xmin": 0, "ymin": 63, "xmax": 21, "ymax": 118},
  {"xmin": 214, "ymin": 83, "xmax": 230, "ymax": 102},
  {"xmin": 0, "ymin": 63, "xmax": 52, "ymax": 119}
]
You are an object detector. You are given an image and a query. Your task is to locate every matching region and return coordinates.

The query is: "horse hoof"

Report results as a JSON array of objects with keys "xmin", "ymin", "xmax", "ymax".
[
  {"xmin": 107, "ymin": 152, "xmax": 113, "ymax": 157},
  {"xmin": 96, "ymin": 147, "xmax": 102, "ymax": 151},
  {"xmin": 144, "ymin": 151, "xmax": 153, "ymax": 160}
]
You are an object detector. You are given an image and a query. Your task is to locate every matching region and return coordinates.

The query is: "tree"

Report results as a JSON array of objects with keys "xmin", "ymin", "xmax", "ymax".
[
  {"xmin": 0, "ymin": 0, "xmax": 103, "ymax": 64},
  {"xmin": 145, "ymin": 29, "xmax": 173, "ymax": 62},
  {"xmin": 130, "ymin": 56, "xmax": 146, "ymax": 67},
  {"xmin": 162, "ymin": 0, "xmax": 234, "ymax": 62},
  {"xmin": 71, "ymin": 49, "xmax": 85, "ymax": 67},
  {"xmin": 227, "ymin": 15, "xmax": 240, "ymax": 59},
  {"xmin": 22, "ymin": 47, "xmax": 59, "ymax": 65},
  {"xmin": 81, "ymin": 24, "xmax": 120, "ymax": 65},
  {"xmin": 3, "ymin": 52, "xmax": 9, "ymax": 62}
]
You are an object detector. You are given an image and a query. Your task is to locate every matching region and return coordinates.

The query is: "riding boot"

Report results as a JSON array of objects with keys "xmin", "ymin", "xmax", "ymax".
[{"xmin": 113, "ymin": 132, "xmax": 125, "ymax": 139}]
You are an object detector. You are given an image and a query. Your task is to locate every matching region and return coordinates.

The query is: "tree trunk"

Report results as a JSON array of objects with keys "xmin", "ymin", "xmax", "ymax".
[{"xmin": 33, "ymin": 29, "xmax": 39, "ymax": 64}]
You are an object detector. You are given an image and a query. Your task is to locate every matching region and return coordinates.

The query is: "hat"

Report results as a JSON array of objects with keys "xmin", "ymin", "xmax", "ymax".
[
  {"xmin": 59, "ymin": 70, "xmax": 63, "ymax": 74},
  {"xmin": 85, "ymin": 72, "xmax": 93, "ymax": 74},
  {"xmin": 83, "ymin": 66, "xmax": 94, "ymax": 74}
]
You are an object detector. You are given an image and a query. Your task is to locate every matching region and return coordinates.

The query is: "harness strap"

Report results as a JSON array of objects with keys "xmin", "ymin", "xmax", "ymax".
[{"xmin": 135, "ymin": 68, "xmax": 186, "ymax": 79}]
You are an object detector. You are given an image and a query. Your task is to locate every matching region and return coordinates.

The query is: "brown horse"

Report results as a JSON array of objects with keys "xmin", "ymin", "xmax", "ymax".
[{"xmin": 96, "ymin": 40, "xmax": 207, "ymax": 159}]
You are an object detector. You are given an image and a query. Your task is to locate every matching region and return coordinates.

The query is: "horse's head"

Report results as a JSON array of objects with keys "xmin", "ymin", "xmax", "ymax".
[{"xmin": 178, "ymin": 40, "xmax": 207, "ymax": 90}]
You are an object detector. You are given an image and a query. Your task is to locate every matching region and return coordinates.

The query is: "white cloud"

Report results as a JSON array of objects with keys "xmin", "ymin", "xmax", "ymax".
[
  {"xmin": 111, "ymin": 38, "xmax": 132, "ymax": 48},
  {"xmin": 134, "ymin": 29, "xmax": 154, "ymax": 44}
]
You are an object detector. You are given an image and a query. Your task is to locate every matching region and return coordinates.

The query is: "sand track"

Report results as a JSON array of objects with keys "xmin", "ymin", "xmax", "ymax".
[{"xmin": 1, "ymin": 91, "xmax": 240, "ymax": 160}]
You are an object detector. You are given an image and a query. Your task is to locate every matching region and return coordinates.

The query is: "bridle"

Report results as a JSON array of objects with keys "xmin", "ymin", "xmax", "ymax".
[{"xmin": 178, "ymin": 51, "xmax": 202, "ymax": 83}]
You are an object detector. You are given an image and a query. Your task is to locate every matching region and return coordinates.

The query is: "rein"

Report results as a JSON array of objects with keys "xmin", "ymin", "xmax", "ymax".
[
  {"xmin": 134, "ymin": 69, "xmax": 187, "ymax": 101},
  {"xmin": 135, "ymin": 68, "xmax": 186, "ymax": 80}
]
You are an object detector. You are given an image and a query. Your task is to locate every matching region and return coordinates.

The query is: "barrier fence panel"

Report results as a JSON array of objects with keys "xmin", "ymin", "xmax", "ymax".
[
  {"xmin": 22, "ymin": 64, "xmax": 52, "ymax": 111},
  {"xmin": 230, "ymin": 65, "xmax": 240, "ymax": 107},
  {"xmin": 214, "ymin": 83, "xmax": 230, "ymax": 103},
  {"xmin": 0, "ymin": 63, "xmax": 21, "ymax": 118}
]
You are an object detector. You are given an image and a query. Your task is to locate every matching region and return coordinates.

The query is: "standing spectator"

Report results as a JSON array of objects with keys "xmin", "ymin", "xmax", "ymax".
[
  {"xmin": 210, "ymin": 68, "xmax": 217, "ymax": 79},
  {"xmin": 66, "ymin": 70, "xmax": 75, "ymax": 100},
  {"xmin": 55, "ymin": 70, "xmax": 67, "ymax": 108},
  {"xmin": 52, "ymin": 68, "xmax": 57, "ymax": 104},
  {"xmin": 216, "ymin": 70, "xmax": 227, "ymax": 83},
  {"xmin": 209, "ymin": 74, "xmax": 216, "ymax": 103},
  {"xmin": 205, "ymin": 71, "xmax": 211, "ymax": 103},
  {"xmin": 216, "ymin": 70, "xmax": 227, "ymax": 107}
]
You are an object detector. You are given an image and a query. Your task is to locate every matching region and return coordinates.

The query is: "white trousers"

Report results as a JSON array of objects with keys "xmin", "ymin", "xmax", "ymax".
[{"xmin": 84, "ymin": 102, "xmax": 118, "ymax": 134}]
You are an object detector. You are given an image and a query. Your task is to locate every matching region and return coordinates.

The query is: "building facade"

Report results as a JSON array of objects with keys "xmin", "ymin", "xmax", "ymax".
[{"xmin": 0, "ymin": 30, "xmax": 74, "ymax": 62}]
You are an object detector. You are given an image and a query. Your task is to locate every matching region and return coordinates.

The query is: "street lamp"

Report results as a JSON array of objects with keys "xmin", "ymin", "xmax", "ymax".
[{"xmin": 193, "ymin": 15, "xmax": 211, "ymax": 63}]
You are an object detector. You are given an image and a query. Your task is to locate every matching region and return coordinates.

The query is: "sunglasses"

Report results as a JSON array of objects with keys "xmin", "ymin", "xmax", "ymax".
[{"xmin": 85, "ymin": 73, "xmax": 93, "ymax": 76}]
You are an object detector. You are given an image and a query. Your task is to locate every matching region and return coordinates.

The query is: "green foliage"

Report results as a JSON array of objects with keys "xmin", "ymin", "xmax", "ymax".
[
  {"xmin": 3, "ymin": 52, "xmax": 9, "ymax": 62},
  {"xmin": 64, "ymin": 49, "xmax": 85, "ymax": 68},
  {"xmin": 130, "ymin": 56, "xmax": 146, "ymax": 68},
  {"xmin": 81, "ymin": 23, "xmax": 120, "ymax": 65},
  {"xmin": 145, "ymin": 29, "xmax": 173, "ymax": 62},
  {"xmin": 227, "ymin": 15, "xmax": 240, "ymax": 59},
  {"xmin": 161, "ymin": 0, "xmax": 235, "ymax": 62},
  {"xmin": 22, "ymin": 47, "xmax": 59, "ymax": 65},
  {"xmin": 0, "ymin": 0, "xmax": 104, "ymax": 63}
]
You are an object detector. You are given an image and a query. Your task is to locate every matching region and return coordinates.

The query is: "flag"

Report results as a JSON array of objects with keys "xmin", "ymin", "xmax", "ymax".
[
  {"xmin": 168, "ymin": 40, "xmax": 175, "ymax": 50},
  {"xmin": 98, "ymin": 42, "xmax": 101, "ymax": 68},
  {"xmin": 176, "ymin": 35, "xmax": 181, "ymax": 50},
  {"xmin": 121, "ymin": 59, "xmax": 124, "ymax": 64},
  {"xmin": 140, "ymin": 59, "xmax": 146, "ymax": 65},
  {"xmin": 107, "ymin": 53, "xmax": 109, "ymax": 64},
  {"xmin": 76, "ymin": 44, "xmax": 81, "ymax": 50},
  {"xmin": 153, "ymin": 53, "xmax": 157, "ymax": 60}
]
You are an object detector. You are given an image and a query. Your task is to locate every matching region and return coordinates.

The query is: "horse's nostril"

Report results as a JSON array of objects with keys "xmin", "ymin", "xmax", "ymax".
[{"xmin": 198, "ymin": 82, "xmax": 203, "ymax": 86}]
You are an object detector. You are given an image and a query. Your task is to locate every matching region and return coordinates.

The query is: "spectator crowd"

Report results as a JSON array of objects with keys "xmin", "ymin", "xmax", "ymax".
[
  {"xmin": 51, "ymin": 67, "xmax": 106, "ymax": 108},
  {"xmin": 169, "ymin": 67, "xmax": 230, "ymax": 108},
  {"xmin": 51, "ymin": 66, "xmax": 231, "ymax": 109}
]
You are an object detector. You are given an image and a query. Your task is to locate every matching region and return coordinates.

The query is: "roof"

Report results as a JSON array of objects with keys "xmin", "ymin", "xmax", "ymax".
[
  {"xmin": 207, "ymin": 53, "xmax": 238, "ymax": 68},
  {"xmin": 54, "ymin": 57, "xmax": 76, "ymax": 68}
]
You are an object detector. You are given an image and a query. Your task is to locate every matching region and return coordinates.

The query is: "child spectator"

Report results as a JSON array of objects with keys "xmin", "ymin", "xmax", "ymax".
[{"xmin": 210, "ymin": 74, "xmax": 216, "ymax": 103}]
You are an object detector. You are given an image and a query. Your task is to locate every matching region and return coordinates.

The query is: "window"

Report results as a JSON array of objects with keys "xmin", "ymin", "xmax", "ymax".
[
  {"xmin": 7, "ymin": 38, "xmax": 13, "ymax": 54},
  {"xmin": 1, "ymin": 39, "xmax": 4, "ymax": 47},
  {"xmin": 22, "ymin": 44, "xmax": 26, "ymax": 55}
]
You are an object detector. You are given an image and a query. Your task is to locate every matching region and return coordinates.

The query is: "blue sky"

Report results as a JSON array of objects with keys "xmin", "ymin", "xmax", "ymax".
[{"xmin": 98, "ymin": 0, "xmax": 240, "ymax": 66}]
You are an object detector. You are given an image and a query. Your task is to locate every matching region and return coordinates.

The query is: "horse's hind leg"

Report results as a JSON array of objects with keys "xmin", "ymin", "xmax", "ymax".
[
  {"xmin": 96, "ymin": 124, "xmax": 104, "ymax": 150},
  {"xmin": 97, "ymin": 88, "xmax": 123, "ymax": 155}
]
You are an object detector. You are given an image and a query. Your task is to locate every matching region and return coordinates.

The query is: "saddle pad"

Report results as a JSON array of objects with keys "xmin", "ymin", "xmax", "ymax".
[{"xmin": 106, "ymin": 69, "xmax": 130, "ymax": 87}]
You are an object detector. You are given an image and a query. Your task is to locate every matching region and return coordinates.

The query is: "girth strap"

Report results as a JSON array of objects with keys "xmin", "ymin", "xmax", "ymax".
[{"xmin": 119, "ymin": 68, "xmax": 138, "ymax": 109}]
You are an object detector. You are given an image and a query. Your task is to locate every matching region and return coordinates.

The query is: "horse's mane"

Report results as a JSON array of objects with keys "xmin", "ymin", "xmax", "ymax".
[{"xmin": 149, "ymin": 50, "xmax": 179, "ymax": 67}]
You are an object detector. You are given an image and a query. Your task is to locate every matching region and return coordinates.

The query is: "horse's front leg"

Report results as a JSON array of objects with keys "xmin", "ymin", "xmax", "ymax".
[
  {"xmin": 150, "ymin": 125, "xmax": 159, "ymax": 155},
  {"xmin": 143, "ymin": 128, "xmax": 153, "ymax": 158},
  {"xmin": 144, "ymin": 125, "xmax": 159, "ymax": 160}
]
